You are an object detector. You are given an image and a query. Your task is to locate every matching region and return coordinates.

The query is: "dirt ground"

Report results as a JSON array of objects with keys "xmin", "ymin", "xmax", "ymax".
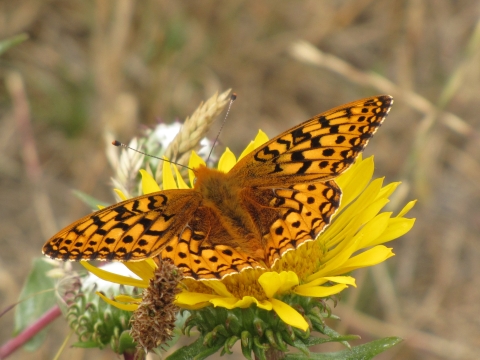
[{"xmin": 1, "ymin": 1, "xmax": 480, "ymax": 359}]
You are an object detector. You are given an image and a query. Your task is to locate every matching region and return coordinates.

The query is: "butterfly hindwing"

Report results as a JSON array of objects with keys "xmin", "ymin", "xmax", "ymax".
[
  {"xmin": 242, "ymin": 181, "xmax": 341, "ymax": 267},
  {"xmin": 161, "ymin": 205, "xmax": 262, "ymax": 279},
  {"xmin": 230, "ymin": 95, "xmax": 393, "ymax": 187},
  {"xmin": 43, "ymin": 190, "xmax": 201, "ymax": 262}
]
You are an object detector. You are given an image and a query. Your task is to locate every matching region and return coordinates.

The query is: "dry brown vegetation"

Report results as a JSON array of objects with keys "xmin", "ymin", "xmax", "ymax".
[{"xmin": 1, "ymin": 1, "xmax": 480, "ymax": 359}]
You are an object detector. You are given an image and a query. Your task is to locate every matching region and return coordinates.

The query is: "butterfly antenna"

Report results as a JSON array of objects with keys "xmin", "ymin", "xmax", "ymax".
[
  {"xmin": 206, "ymin": 93, "xmax": 237, "ymax": 164},
  {"xmin": 111, "ymin": 140, "xmax": 194, "ymax": 172}
]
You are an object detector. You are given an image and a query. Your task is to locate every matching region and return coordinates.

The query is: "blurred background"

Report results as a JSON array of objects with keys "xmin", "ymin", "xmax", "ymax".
[{"xmin": 1, "ymin": 1, "xmax": 480, "ymax": 359}]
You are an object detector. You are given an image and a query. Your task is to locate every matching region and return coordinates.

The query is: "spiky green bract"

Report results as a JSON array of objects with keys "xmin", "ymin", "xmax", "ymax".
[
  {"xmin": 168, "ymin": 294, "xmax": 362, "ymax": 360},
  {"xmin": 66, "ymin": 282, "xmax": 138, "ymax": 354}
]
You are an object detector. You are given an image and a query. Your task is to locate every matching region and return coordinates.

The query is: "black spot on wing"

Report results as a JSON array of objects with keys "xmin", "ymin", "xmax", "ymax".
[
  {"xmin": 329, "ymin": 125, "xmax": 339, "ymax": 134},
  {"xmin": 277, "ymin": 137, "xmax": 292, "ymax": 150},
  {"xmin": 291, "ymin": 151, "xmax": 305, "ymax": 161},
  {"xmin": 318, "ymin": 116, "xmax": 329, "ymax": 128},
  {"xmin": 322, "ymin": 148, "xmax": 335, "ymax": 157},
  {"xmin": 292, "ymin": 127, "xmax": 312, "ymax": 144},
  {"xmin": 296, "ymin": 161, "xmax": 312, "ymax": 174}
]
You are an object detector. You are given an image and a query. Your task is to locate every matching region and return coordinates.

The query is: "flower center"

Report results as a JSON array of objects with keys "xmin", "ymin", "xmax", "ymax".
[
  {"xmin": 273, "ymin": 241, "xmax": 326, "ymax": 282},
  {"xmin": 222, "ymin": 269, "xmax": 268, "ymax": 300}
]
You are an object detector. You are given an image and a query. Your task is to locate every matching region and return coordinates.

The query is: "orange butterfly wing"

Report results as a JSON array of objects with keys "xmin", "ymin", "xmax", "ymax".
[
  {"xmin": 43, "ymin": 190, "xmax": 201, "ymax": 261},
  {"xmin": 161, "ymin": 205, "xmax": 264, "ymax": 280},
  {"xmin": 44, "ymin": 95, "xmax": 393, "ymax": 280},
  {"xmin": 243, "ymin": 181, "xmax": 341, "ymax": 267},
  {"xmin": 229, "ymin": 95, "xmax": 393, "ymax": 187},
  {"xmin": 163, "ymin": 95, "xmax": 393, "ymax": 279}
]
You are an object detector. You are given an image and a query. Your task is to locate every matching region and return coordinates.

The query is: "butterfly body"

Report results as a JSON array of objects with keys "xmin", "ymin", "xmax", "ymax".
[
  {"xmin": 190, "ymin": 165, "xmax": 267, "ymax": 261},
  {"xmin": 43, "ymin": 95, "xmax": 393, "ymax": 280}
]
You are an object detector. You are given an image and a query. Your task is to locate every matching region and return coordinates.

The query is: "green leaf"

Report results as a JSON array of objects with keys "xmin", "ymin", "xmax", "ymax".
[
  {"xmin": 292, "ymin": 339, "xmax": 310, "ymax": 356},
  {"xmin": 285, "ymin": 337, "xmax": 402, "ymax": 359},
  {"xmin": 0, "ymin": 33, "xmax": 28, "ymax": 56},
  {"xmin": 14, "ymin": 258, "xmax": 57, "ymax": 351},
  {"xmin": 166, "ymin": 336, "xmax": 223, "ymax": 360},
  {"xmin": 321, "ymin": 324, "xmax": 352, "ymax": 349},
  {"xmin": 302, "ymin": 335, "xmax": 360, "ymax": 347}
]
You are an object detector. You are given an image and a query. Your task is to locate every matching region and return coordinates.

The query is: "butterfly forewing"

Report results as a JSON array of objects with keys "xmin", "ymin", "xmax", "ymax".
[
  {"xmin": 230, "ymin": 95, "xmax": 393, "ymax": 187},
  {"xmin": 43, "ymin": 190, "xmax": 201, "ymax": 261}
]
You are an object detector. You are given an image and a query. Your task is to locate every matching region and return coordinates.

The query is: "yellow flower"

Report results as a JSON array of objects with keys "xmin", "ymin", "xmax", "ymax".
[{"xmin": 83, "ymin": 130, "xmax": 416, "ymax": 332}]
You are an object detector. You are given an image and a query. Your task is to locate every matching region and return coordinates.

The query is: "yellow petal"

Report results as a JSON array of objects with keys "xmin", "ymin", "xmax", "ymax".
[
  {"xmin": 323, "ymin": 202, "xmax": 385, "ymax": 260},
  {"xmin": 355, "ymin": 198, "xmax": 390, "ymax": 229},
  {"xmin": 114, "ymin": 189, "xmax": 128, "ymax": 201},
  {"xmin": 294, "ymin": 283, "xmax": 348, "ymax": 297},
  {"xmin": 322, "ymin": 177, "xmax": 384, "ymax": 248},
  {"xmin": 300, "ymin": 277, "xmax": 328, "ymax": 287},
  {"xmin": 258, "ymin": 272, "xmax": 281, "ymax": 298},
  {"xmin": 173, "ymin": 164, "xmax": 189, "ymax": 189},
  {"xmin": 209, "ymin": 297, "xmax": 242, "ymax": 309},
  {"xmin": 97, "ymin": 291, "xmax": 138, "ymax": 311},
  {"xmin": 322, "ymin": 276, "xmax": 356, "ymax": 286},
  {"xmin": 175, "ymin": 302, "xmax": 211, "ymax": 310},
  {"xmin": 323, "ymin": 198, "xmax": 389, "ymax": 253},
  {"xmin": 397, "ymin": 200, "xmax": 417, "ymax": 217},
  {"xmin": 210, "ymin": 296, "xmax": 273, "ymax": 311},
  {"xmin": 218, "ymin": 147, "xmax": 237, "ymax": 173},
  {"xmin": 162, "ymin": 156, "xmax": 177, "ymax": 190},
  {"xmin": 320, "ymin": 223, "xmax": 356, "ymax": 260},
  {"xmin": 145, "ymin": 258, "xmax": 157, "ymax": 269},
  {"xmin": 307, "ymin": 241, "xmax": 356, "ymax": 282},
  {"xmin": 123, "ymin": 261, "xmax": 155, "ymax": 282},
  {"xmin": 115, "ymin": 294, "xmax": 141, "ymax": 303},
  {"xmin": 336, "ymin": 153, "xmax": 364, "ymax": 189},
  {"xmin": 140, "ymin": 169, "xmax": 160, "ymax": 194},
  {"xmin": 353, "ymin": 212, "xmax": 391, "ymax": 249},
  {"xmin": 331, "ymin": 245, "xmax": 395, "ymax": 275},
  {"xmin": 277, "ymin": 271, "xmax": 300, "ymax": 293},
  {"xmin": 254, "ymin": 299, "xmax": 274, "ymax": 311},
  {"xmin": 238, "ymin": 141, "xmax": 256, "ymax": 161},
  {"xmin": 370, "ymin": 217, "xmax": 416, "ymax": 246},
  {"xmin": 188, "ymin": 150, "xmax": 206, "ymax": 186},
  {"xmin": 238, "ymin": 130, "xmax": 269, "ymax": 161},
  {"xmin": 81, "ymin": 262, "xmax": 149, "ymax": 288},
  {"xmin": 258, "ymin": 271, "xmax": 299, "ymax": 298},
  {"xmin": 176, "ymin": 291, "xmax": 222, "ymax": 306},
  {"xmin": 336, "ymin": 155, "xmax": 373, "ymax": 207},
  {"xmin": 203, "ymin": 280, "xmax": 234, "ymax": 297},
  {"xmin": 302, "ymin": 276, "xmax": 356, "ymax": 288},
  {"xmin": 270, "ymin": 298, "xmax": 308, "ymax": 331},
  {"xmin": 376, "ymin": 182, "xmax": 400, "ymax": 201},
  {"xmin": 252, "ymin": 130, "xmax": 269, "ymax": 148}
]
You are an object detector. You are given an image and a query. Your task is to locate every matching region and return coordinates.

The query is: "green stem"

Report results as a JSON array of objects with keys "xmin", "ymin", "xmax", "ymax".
[{"xmin": 259, "ymin": 348, "xmax": 286, "ymax": 360}]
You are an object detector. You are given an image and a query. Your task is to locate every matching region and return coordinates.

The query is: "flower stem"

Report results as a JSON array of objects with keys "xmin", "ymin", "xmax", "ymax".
[
  {"xmin": 123, "ymin": 351, "xmax": 136, "ymax": 360},
  {"xmin": 0, "ymin": 305, "xmax": 62, "ymax": 359},
  {"xmin": 257, "ymin": 348, "xmax": 285, "ymax": 360}
]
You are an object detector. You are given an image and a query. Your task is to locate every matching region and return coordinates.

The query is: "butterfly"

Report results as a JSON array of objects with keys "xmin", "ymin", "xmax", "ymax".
[{"xmin": 43, "ymin": 95, "xmax": 393, "ymax": 280}]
